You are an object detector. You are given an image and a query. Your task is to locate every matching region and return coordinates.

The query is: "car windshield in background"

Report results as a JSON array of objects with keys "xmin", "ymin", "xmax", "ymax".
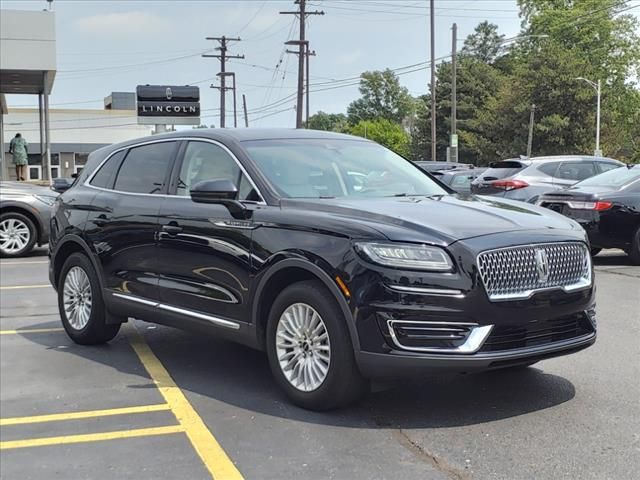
[
  {"xmin": 243, "ymin": 139, "xmax": 448, "ymax": 198},
  {"xmin": 573, "ymin": 165, "xmax": 640, "ymax": 188}
]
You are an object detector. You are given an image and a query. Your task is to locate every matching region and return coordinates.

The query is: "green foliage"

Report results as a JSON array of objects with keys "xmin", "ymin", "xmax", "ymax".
[
  {"xmin": 461, "ymin": 21, "xmax": 505, "ymax": 63},
  {"xmin": 347, "ymin": 69, "xmax": 414, "ymax": 124},
  {"xmin": 305, "ymin": 111, "xmax": 348, "ymax": 132},
  {"xmin": 348, "ymin": 119, "xmax": 411, "ymax": 157},
  {"xmin": 313, "ymin": 1, "xmax": 640, "ymax": 164}
]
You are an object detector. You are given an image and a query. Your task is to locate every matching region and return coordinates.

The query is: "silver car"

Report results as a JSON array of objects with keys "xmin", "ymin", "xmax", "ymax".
[
  {"xmin": 470, "ymin": 155, "xmax": 624, "ymax": 203},
  {"xmin": 0, "ymin": 182, "xmax": 58, "ymax": 257}
]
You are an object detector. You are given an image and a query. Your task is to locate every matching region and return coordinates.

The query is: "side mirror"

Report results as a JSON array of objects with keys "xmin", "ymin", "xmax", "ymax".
[
  {"xmin": 190, "ymin": 179, "xmax": 248, "ymax": 219},
  {"xmin": 52, "ymin": 178, "xmax": 73, "ymax": 193}
]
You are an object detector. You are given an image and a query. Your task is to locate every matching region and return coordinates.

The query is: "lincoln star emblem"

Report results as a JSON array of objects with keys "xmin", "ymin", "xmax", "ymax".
[
  {"xmin": 535, "ymin": 248, "xmax": 550, "ymax": 284},
  {"xmin": 166, "ymin": 87, "xmax": 173, "ymax": 100}
]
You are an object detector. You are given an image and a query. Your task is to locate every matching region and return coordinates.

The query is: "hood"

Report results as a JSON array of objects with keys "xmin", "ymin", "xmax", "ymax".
[
  {"xmin": 281, "ymin": 194, "xmax": 580, "ymax": 245},
  {"xmin": 0, "ymin": 182, "xmax": 57, "ymax": 196}
]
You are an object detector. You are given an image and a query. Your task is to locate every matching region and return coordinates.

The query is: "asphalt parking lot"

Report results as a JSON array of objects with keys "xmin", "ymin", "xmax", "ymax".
[{"xmin": 1, "ymin": 248, "xmax": 638, "ymax": 480}]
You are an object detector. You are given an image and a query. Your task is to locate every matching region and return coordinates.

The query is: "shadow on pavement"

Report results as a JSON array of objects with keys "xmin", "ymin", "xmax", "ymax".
[{"xmin": 19, "ymin": 319, "xmax": 576, "ymax": 430}]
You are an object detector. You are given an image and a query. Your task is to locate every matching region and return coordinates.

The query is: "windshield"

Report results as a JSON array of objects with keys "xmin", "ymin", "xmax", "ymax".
[
  {"xmin": 574, "ymin": 166, "xmax": 640, "ymax": 188},
  {"xmin": 242, "ymin": 139, "xmax": 448, "ymax": 198}
]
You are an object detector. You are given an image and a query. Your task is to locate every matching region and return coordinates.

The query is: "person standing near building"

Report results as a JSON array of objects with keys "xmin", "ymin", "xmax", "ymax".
[{"xmin": 9, "ymin": 133, "xmax": 28, "ymax": 181}]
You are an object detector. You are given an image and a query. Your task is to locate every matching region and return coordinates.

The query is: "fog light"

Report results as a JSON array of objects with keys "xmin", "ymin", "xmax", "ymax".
[{"xmin": 586, "ymin": 308, "xmax": 597, "ymax": 329}]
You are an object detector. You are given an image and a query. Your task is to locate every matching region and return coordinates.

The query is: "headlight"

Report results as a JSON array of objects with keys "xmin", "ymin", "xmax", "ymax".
[
  {"xmin": 355, "ymin": 242, "xmax": 453, "ymax": 272},
  {"xmin": 34, "ymin": 194, "xmax": 57, "ymax": 206}
]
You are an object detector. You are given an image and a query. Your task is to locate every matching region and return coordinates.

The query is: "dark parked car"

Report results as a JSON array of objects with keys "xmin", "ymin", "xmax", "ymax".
[
  {"xmin": 471, "ymin": 155, "xmax": 624, "ymax": 203},
  {"xmin": 0, "ymin": 181, "xmax": 58, "ymax": 257},
  {"xmin": 438, "ymin": 168, "xmax": 487, "ymax": 194},
  {"xmin": 49, "ymin": 130, "xmax": 596, "ymax": 410},
  {"xmin": 539, "ymin": 165, "xmax": 640, "ymax": 263}
]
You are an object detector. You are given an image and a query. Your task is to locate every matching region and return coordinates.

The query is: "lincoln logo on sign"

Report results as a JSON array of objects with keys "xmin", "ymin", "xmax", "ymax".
[{"xmin": 136, "ymin": 85, "xmax": 200, "ymax": 124}]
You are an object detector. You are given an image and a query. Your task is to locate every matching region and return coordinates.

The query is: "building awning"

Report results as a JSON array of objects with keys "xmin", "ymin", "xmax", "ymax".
[{"xmin": 0, "ymin": 9, "xmax": 56, "ymax": 95}]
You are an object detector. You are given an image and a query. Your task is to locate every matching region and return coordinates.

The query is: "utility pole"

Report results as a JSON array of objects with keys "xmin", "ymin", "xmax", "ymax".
[
  {"xmin": 281, "ymin": 0, "xmax": 324, "ymax": 128},
  {"xmin": 526, "ymin": 104, "xmax": 536, "ymax": 158},
  {"xmin": 450, "ymin": 22, "xmax": 458, "ymax": 163},
  {"xmin": 203, "ymin": 36, "xmax": 244, "ymax": 128},
  {"xmin": 430, "ymin": 0, "xmax": 436, "ymax": 161},
  {"xmin": 242, "ymin": 94, "xmax": 249, "ymax": 127},
  {"xmin": 306, "ymin": 44, "xmax": 316, "ymax": 126}
]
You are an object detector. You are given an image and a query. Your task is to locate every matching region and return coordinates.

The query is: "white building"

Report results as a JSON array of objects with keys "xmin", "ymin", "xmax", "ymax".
[{"xmin": 3, "ymin": 95, "xmax": 152, "ymax": 180}]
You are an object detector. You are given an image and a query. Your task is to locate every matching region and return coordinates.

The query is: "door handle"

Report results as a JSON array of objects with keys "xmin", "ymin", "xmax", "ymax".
[
  {"xmin": 161, "ymin": 224, "xmax": 183, "ymax": 235},
  {"xmin": 92, "ymin": 215, "xmax": 111, "ymax": 226}
]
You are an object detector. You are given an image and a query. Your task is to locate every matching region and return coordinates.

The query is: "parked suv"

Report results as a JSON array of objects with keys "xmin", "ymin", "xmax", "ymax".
[
  {"xmin": 49, "ymin": 130, "xmax": 596, "ymax": 410},
  {"xmin": 1, "ymin": 181, "xmax": 58, "ymax": 257},
  {"xmin": 471, "ymin": 155, "xmax": 624, "ymax": 203}
]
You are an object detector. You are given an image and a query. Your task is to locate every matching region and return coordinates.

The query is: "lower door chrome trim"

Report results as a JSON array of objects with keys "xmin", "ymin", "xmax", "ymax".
[
  {"xmin": 112, "ymin": 292, "xmax": 159, "ymax": 307},
  {"xmin": 157, "ymin": 304, "xmax": 240, "ymax": 330},
  {"xmin": 112, "ymin": 292, "xmax": 240, "ymax": 330}
]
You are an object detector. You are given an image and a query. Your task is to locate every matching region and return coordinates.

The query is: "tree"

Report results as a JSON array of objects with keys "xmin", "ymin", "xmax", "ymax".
[
  {"xmin": 347, "ymin": 69, "xmax": 414, "ymax": 124},
  {"xmin": 461, "ymin": 21, "xmax": 505, "ymax": 63},
  {"xmin": 305, "ymin": 111, "xmax": 348, "ymax": 132},
  {"xmin": 349, "ymin": 119, "xmax": 411, "ymax": 157},
  {"xmin": 410, "ymin": 58, "xmax": 507, "ymax": 164}
]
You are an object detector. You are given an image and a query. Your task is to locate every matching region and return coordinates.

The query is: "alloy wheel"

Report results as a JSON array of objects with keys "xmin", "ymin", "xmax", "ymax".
[
  {"xmin": 275, "ymin": 303, "xmax": 331, "ymax": 392},
  {"xmin": 0, "ymin": 218, "xmax": 31, "ymax": 255},
  {"xmin": 63, "ymin": 266, "xmax": 93, "ymax": 330}
]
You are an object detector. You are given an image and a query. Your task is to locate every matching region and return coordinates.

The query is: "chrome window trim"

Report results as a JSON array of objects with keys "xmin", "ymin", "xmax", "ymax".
[
  {"xmin": 84, "ymin": 137, "xmax": 266, "ymax": 205},
  {"xmin": 111, "ymin": 292, "xmax": 240, "ymax": 330},
  {"xmin": 476, "ymin": 241, "xmax": 592, "ymax": 302},
  {"xmin": 387, "ymin": 320, "xmax": 493, "ymax": 354},
  {"xmin": 386, "ymin": 285, "xmax": 465, "ymax": 298}
]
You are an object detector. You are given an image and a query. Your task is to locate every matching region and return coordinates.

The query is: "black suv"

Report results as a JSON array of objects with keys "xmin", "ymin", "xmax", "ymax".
[{"xmin": 49, "ymin": 130, "xmax": 596, "ymax": 410}]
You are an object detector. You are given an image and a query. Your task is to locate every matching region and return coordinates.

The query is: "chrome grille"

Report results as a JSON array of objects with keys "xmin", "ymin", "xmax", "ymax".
[{"xmin": 477, "ymin": 242, "xmax": 591, "ymax": 301}]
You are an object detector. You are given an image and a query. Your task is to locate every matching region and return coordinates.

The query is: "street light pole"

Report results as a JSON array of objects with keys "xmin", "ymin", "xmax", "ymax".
[{"xmin": 576, "ymin": 77, "xmax": 602, "ymax": 157}]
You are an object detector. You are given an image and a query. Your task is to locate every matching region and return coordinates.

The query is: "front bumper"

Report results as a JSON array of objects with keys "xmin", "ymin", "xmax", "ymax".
[
  {"xmin": 344, "ymin": 232, "xmax": 596, "ymax": 379},
  {"xmin": 357, "ymin": 331, "xmax": 596, "ymax": 378}
]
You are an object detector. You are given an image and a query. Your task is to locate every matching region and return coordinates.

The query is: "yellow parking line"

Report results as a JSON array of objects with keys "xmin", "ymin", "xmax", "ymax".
[
  {"xmin": 0, "ymin": 284, "xmax": 51, "ymax": 290},
  {"xmin": 128, "ymin": 327, "xmax": 244, "ymax": 480},
  {"xmin": 0, "ymin": 328, "xmax": 64, "ymax": 335},
  {"xmin": 0, "ymin": 425, "xmax": 185, "ymax": 450},
  {"xmin": 0, "ymin": 403, "xmax": 171, "ymax": 426}
]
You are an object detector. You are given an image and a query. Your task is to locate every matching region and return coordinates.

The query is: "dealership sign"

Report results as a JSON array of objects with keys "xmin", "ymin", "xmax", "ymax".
[{"xmin": 136, "ymin": 85, "xmax": 200, "ymax": 125}]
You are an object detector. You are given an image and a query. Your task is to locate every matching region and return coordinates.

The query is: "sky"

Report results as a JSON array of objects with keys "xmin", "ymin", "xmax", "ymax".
[{"xmin": 1, "ymin": 0, "xmax": 639, "ymax": 129}]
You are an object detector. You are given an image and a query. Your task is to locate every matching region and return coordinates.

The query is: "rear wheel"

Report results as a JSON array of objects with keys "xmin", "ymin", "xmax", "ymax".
[
  {"xmin": 0, "ymin": 212, "xmax": 36, "ymax": 258},
  {"xmin": 628, "ymin": 226, "xmax": 640, "ymax": 266},
  {"xmin": 58, "ymin": 252, "xmax": 120, "ymax": 344},
  {"xmin": 266, "ymin": 280, "xmax": 368, "ymax": 410}
]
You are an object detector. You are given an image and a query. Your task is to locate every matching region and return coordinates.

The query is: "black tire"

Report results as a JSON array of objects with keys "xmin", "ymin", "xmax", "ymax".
[
  {"xmin": 629, "ymin": 226, "xmax": 640, "ymax": 266},
  {"xmin": 0, "ymin": 212, "xmax": 37, "ymax": 258},
  {"xmin": 266, "ymin": 280, "xmax": 369, "ymax": 410},
  {"xmin": 590, "ymin": 248, "xmax": 602, "ymax": 257},
  {"xmin": 58, "ymin": 252, "xmax": 120, "ymax": 345}
]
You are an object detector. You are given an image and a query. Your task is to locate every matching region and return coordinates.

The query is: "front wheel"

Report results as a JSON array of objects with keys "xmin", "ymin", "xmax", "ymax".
[
  {"xmin": 58, "ymin": 252, "xmax": 120, "ymax": 344},
  {"xmin": 0, "ymin": 212, "xmax": 36, "ymax": 258},
  {"xmin": 266, "ymin": 280, "xmax": 369, "ymax": 410}
]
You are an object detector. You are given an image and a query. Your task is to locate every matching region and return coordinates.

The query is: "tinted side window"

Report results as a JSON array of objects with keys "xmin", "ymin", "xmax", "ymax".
[
  {"xmin": 113, "ymin": 142, "xmax": 175, "ymax": 194},
  {"xmin": 537, "ymin": 162, "xmax": 561, "ymax": 177},
  {"xmin": 176, "ymin": 141, "xmax": 259, "ymax": 201},
  {"xmin": 90, "ymin": 150, "xmax": 126, "ymax": 189},
  {"xmin": 556, "ymin": 162, "xmax": 596, "ymax": 181}
]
